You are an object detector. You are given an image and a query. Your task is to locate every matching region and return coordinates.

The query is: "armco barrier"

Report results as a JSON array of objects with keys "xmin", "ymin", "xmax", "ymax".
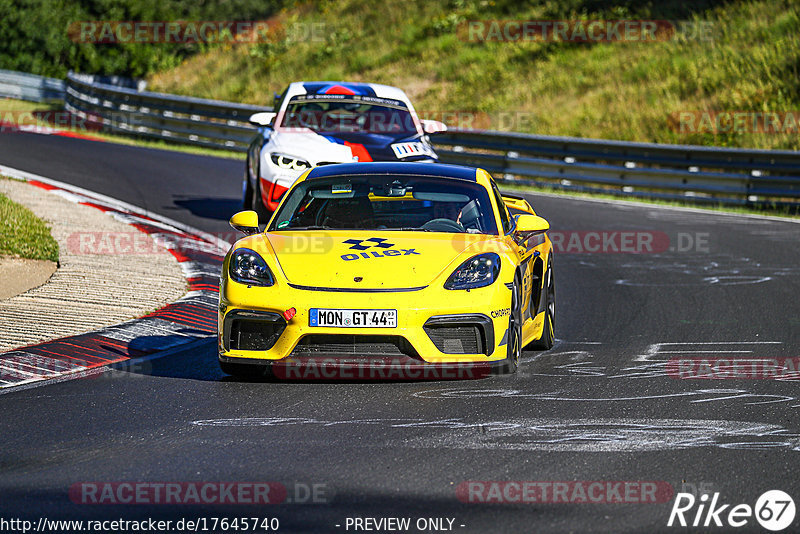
[
  {"xmin": 63, "ymin": 72, "xmax": 268, "ymax": 152},
  {"xmin": 0, "ymin": 69, "xmax": 65, "ymax": 102},
  {"xmin": 1, "ymin": 69, "xmax": 798, "ymax": 205},
  {"xmin": 432, "ymin": 130, "xmax": 800, "ymax": 205}
]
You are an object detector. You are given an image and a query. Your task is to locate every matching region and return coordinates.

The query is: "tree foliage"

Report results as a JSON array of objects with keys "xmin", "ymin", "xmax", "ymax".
[{"xmin": 0, "ymin": 0, "xmax": 284, "ymax": 77}]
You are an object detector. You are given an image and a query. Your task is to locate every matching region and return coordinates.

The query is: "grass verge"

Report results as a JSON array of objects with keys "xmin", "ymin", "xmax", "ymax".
[{"xmin": 0, "ymin": 180, "xmax": 60, "ymax": 261}]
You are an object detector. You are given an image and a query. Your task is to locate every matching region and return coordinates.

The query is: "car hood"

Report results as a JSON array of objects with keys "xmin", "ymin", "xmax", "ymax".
[
  {"xmin": 329, "ymin": 132, "xmax": 436, "ymax": 161},
  {"xmin": 270, "ymin": 131, "xmax": 355, "ymax": 165},
  {"xmin": 262, "ymin": 231, "xmax": 499, "ymax": 290},
  {"xmin": 271, "ymin": 129, "xmax": 435, "ymax": 162}
]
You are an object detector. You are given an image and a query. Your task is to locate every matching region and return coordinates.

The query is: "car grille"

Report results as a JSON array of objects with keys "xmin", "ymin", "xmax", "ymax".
[
  {"xmin": 290, "ymin": 334, "xmax": 419, "ymax": 359},
  {"xmin": 423, "ymin": 325, "xmax": 482, "ymax": 354}
]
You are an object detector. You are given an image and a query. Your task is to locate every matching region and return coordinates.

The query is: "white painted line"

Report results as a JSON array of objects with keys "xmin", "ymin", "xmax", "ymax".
[
  {"xmin": 659, "ymin": 350, "xmax": 754, "ymax": 354},
  {"xmin": 0, "ymin": 364, "xmax": 39, "ymax": 377},
  {"xmin": 659, "ymin": 341, "xmax": 783, "ymax": 345},
  {"xmin": 1, "ymin": 360, "xmax": 63, "ymax": 374},
  {"xmin": 0, "ymin": 365, "xmax": 107, "ymax": 395},
  {"xmin": 0, "ymin": 164, "xmax": 232, "ymax": 252},
  {"xmin": 635, "ymin": 341, "xmax": 783, "ymax": 362}
]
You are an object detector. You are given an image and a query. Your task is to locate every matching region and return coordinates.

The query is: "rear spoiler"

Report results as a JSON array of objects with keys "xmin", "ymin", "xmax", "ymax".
[{"xmin": 501, "ymin": 193, "xmax": 535, "ymax": 215}]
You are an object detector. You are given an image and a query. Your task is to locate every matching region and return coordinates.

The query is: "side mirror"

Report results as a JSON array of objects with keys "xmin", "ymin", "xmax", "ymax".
[
  {"xmin": 421, "ymin": 119, "xmax": 447, "ymax": 134},
  {"xmin": 514, "ymin": 214, "xmax": 549, "ymax": 238},
  {"xmin": 249, "ymin": 112, "xmax": 276, "ymax": 127},
  {"xmin": 230, "ymin": 210, "xmax": 260, "ymax": 235}
]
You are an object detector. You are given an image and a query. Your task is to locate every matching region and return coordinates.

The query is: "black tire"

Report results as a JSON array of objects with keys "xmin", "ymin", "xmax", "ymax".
[
  {"xmin": 219, "ymin": 360, "xmax": 270, "ymax": 379},
  {"xmin": 530, "ymin": 258, "xmax": 555, "ymax": 350},
  {"xmin": 499, "ymin": 274, "xmax": 523, "ymax": 374},
  {"xmin": 250, "ymin": 168, "xmax": 270, "ymax": 223},
  {"xmin": 242, "ymin": 172, "xmax": 254, "ymax": 211}
]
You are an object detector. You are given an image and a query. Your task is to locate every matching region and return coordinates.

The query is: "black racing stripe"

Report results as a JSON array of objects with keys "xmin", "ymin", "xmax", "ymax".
[{"xmin": 307, "ymin": 162, "xmax": 477, "ymax": 181}]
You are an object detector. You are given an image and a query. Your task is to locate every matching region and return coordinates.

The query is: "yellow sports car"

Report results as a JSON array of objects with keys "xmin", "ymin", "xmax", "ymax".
[{"xmin": 219, "ymin": 162, "xmax": 554, "ymax": 378}]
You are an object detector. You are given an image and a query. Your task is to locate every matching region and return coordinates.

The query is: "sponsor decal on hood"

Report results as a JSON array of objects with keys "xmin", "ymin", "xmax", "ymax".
[{"xmin": 265, "ymin": 232, "xmax": 498, "ymax": 290}]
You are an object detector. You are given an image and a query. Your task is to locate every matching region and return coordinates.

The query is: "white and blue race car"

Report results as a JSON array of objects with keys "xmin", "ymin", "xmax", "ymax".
[{"xmin": 244, "ymin": 81, "xmax": 447, "ymax": 216}]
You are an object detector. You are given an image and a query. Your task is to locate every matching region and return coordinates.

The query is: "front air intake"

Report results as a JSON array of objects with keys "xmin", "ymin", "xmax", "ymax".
[
  {"xmin": 224, "ymin": 311, "xmax": 285, "ymax": 351},
  {"xmin": 423, "ymin": 314, "xmax": 493, "ymax": 355},
  {"xmin": 424, "ymin": 325, "xmax": 481, "ymax": 354}
]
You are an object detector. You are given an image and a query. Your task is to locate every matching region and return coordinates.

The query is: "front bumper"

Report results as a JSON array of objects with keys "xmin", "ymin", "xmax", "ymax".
[
  {"xmin": 218, "ymin": 282, "xmax": 512, "ymax": 365},
  {"xmin": 259, "ymin": 175, "xmax": 292, "ymax": 211}
]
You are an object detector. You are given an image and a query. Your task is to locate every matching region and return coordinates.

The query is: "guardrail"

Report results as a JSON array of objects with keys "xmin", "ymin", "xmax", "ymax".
[
  {"xmin": 64, "ymin": 72, "xmax": 268, "ymax": 152},
  {"xmin": 0, "ymin": 69, "xmax": 64, "ymax": 102},
  {"xmin": 433, "ymin": 131, "xmax": 800, "ymax": 206},
  {"xmin": 2, "ymin": 69, "xmax": 798, "ymax": 206}
]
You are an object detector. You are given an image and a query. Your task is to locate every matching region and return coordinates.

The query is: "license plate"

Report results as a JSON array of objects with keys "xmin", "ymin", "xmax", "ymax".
[{"xmin": 309, "ymin": 309, "xmax": 397, "ymax": 328}]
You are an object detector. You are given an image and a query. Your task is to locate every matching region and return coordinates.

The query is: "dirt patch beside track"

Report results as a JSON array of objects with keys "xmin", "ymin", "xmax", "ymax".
[{"xmin": 0, "ymin": 256, "xmax": 57, "ymax": 299}]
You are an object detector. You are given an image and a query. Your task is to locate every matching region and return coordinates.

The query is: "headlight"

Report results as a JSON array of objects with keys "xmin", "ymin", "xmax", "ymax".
[
  {"xmin": 270, "ymin": 153, "xmax": 311, "ymax": 171},
  {"xmin": 229, "ymin": 248, "xmax": 275, "ymax": 286},
  {"xmin": 444, "ymin": 253, "xmax": 501, "ymax": 290}
]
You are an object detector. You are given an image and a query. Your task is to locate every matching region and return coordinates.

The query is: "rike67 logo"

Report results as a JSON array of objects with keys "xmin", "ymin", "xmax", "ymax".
[{"xmin": 668, "ymin": 490, "xmax": 795, "ymax": 531}]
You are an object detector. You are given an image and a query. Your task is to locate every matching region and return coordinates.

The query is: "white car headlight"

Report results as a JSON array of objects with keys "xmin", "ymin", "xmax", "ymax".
[
  {"xmin": 444, "ymin": 253, "xmax": 501, "ymax": 290},
  {"xmin": 229, "ymin": 248, "xmax": 275, "ymax": 287},
  {"xmin": 270, "ymin": 153, "xmax": 311, "ymax": 171}
]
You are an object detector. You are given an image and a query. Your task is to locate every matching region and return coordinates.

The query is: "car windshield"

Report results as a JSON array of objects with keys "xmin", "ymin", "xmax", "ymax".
[
  {"xmin": 278, "ymin": 96, "xmax": 419, "ymax": 135},
  {"xmin": 269, "ymin": 175, "xmax": 498, "ymax": 235}
]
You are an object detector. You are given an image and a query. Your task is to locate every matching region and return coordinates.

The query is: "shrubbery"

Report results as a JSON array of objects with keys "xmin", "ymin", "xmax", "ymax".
[{"xmin": 0, "ymin": 0, "xmax": 284, "ymax": 78}]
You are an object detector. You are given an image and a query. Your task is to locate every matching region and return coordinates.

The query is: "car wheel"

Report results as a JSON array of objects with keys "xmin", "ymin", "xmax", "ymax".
[
  {"xmin": 530, "ymin": 258, "xmax": 555, "ymax": 350},
  {"xmin": 250, "ymin": 174, "xmax": 270, "ymax": 223},
  {"xmin": 500, "ymin": 273, "xmax": 523, "ymax": 374},
  {"xmin": 219, "ymin": 360, "xmax": 270, "ymax": 379},
  {"xmin": 243, "ymin": 172, "xmax": 254, "ymax": 210}
]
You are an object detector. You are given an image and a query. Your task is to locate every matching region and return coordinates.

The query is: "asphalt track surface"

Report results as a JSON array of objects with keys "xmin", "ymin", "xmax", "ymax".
[{"xmin": 1, "ymin": 132, "xmax": 800, "ymax": 533}]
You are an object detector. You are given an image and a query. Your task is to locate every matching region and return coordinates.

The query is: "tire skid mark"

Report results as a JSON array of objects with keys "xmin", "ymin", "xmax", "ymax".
[{"xmin": 189, "ymin": 416, "xmax": 800, "ymax": 452}]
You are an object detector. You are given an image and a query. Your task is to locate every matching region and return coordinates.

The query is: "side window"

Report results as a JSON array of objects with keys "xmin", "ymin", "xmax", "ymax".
[{"xmin": 491, "ymin": 181, "xmax": 513, "ymax": 234}]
